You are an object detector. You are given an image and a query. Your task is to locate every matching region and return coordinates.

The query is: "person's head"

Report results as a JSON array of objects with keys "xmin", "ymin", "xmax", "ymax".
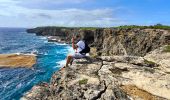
[{"xmin": 74, "ymin": 34, "xmax": 81, "ymax": 42}]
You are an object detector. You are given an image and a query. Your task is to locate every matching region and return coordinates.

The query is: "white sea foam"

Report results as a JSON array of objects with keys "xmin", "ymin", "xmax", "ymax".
[
  {"xmin": 54, "ymin": 42, "xmax": 67, "ymax": 45},
  {"xmin": 15, "ymin": 52, "xmax": 22, "ymax": 55},
  {"xmin": 43, "ymin": 40, "xmax": 48, "ymax": 43},
  {"xmin": 67, "ymin": 46, "xmax": 74, "ymax": 54},
  {"xmin": 39, "ymin": 36, "xmax": 47, "ymax": 40},
  {"xmin": 55, "ymin": 46, "xmax": 74, "ymax": 68},
  {"xmin": 56, "ymin": 60, "xmax": 66, "ymax": 68},
  {"xmin": 31, "ymin": 49, "xmax": 38, "ymax": 54},
  {"xmin": 13, "ymin": 51, "xmax": 37, "ymax": 56}
]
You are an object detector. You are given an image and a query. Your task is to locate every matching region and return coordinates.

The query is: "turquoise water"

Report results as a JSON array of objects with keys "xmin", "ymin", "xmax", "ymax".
[{"xmin": 0, "ymin": 28, "xmax": 71, "ymax": 100}]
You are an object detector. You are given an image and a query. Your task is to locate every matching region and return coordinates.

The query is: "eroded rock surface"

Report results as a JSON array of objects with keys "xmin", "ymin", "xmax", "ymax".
[
  {"xmin": 22, "ymin": 46, "xmax": 170, "ymax": 100},
  {"xmin": 27, "ymin": 27, "xmax": 170, "ymax": 56},
  {"xmin": 0, "ymin": 54, "xmax": 36, "ymax": 68}
]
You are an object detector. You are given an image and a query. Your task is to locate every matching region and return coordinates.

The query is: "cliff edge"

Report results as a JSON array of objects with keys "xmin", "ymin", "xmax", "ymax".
[
  {"xmin": 22, "ymin": 27, "xmax": 170, "ymax": 100},
  {"xmin": 22, "ymin": 45, "xmax": 170, "ymax": 100}
]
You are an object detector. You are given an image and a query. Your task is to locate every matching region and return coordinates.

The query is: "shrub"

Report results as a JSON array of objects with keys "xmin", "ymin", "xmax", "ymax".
[
  {"xmin": 163, "ymin": 45, "xmax": 170, "ymax": 52},
  {"xmin": 79, "ymin": 79, "xmax": 88, "ymax": 85},
  {"xmin": 144, "ymin": 59, "xmax": 156, "ymax": 68}
]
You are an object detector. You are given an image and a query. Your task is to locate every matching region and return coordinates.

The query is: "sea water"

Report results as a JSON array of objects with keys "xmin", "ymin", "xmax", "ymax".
[{"xmin": 0, "ymin": 28, "xmax": 72, "ymax": 100}]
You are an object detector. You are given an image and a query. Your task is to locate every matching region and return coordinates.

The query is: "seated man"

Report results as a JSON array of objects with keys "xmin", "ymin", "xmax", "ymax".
[{"xmin": 65, "ymin": 35, "xmax": 86, "ymax": 67}]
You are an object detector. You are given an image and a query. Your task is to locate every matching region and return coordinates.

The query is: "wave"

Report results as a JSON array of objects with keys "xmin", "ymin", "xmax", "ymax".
[
  {"xmin": 54, "ymin": 42, "xmax": 67, "ymax": 45},
  {"xmin": 13, "ymin": 52, "xmax": 37, "ymax": 56},
  {"xmin": 54, "ymin": 46, "xmax": 74, "ymax": 68},
  {"xmin": 67, "ymin": 46, "xmax": 74, "ymax": 54},
  {"xmin": 39, "ymin": 36, "xmax": 47, "ymax": 40},
  {"xmin": 56, "ymin": 59, "xmax": 66, "ymax": 68}
]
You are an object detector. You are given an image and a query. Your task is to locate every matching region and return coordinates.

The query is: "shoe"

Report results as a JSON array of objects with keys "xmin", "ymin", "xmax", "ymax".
[{"xmin": 60, "ymin": 66, "xmax": 65, "ymax": 70}]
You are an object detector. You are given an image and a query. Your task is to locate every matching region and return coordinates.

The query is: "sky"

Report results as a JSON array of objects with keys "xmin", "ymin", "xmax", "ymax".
[{"xmin": 0, "ymin": 0, "xmax": 170, "ymax": 28}]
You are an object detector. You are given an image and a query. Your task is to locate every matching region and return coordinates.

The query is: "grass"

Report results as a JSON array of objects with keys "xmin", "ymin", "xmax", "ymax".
[
  {"xmin": 144, "ymin": 68, "xmax": 155, "ymax": 73},
  {"xmin": 79, "ymin": 79, "xmax": 88, "ymax": 85},
  {"xmin": 144, "ymin": 59, "xmax": 156, "ymax": 68},
  {"xmin": 113, "ymin": 24, "xmax": 170, "ymax": 30},
  {"xmin": 163, "ymin": 45, "xmax": 170, "ymax": 52}
]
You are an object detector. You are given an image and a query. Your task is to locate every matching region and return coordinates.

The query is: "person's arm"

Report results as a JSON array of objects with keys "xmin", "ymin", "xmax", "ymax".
[{"xmin": 72, "ymin": 37, "xmax": 78, "ymax": 50}]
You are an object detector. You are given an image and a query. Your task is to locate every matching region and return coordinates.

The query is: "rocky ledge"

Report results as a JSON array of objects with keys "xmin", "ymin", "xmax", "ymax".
[
  {"xmin": 0, "ymin": 54, "xmax": 36, "ymax": 68},
  {"xmin": 22, "ymin": 46, "xmax": 170, "ymax": 100}
]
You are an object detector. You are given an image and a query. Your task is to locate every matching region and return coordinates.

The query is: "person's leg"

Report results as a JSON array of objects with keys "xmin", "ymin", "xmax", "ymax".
[
  {"xmin": 66, "ymin": 54, "xmax": 73, "ymax": 67},
  {"xmin": 65, "ymin": 53, "xmax": 85, "ymax": 67}
]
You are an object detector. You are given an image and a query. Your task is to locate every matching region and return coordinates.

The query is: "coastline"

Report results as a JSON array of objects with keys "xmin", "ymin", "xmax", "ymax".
[
  {"xmin": 22, "ymin": 26, "xmax": 170, "ymax": 99},
  {"xmin": 22, "ymin": 46, "xmax": 170, "ymax": 99},
  {"xmin": 0, "ymin": 29, "xmax": 73, "ymax": 100}
]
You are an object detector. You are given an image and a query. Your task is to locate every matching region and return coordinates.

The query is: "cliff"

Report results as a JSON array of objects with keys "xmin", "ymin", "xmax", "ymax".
[
  {"xmin": 23, "ymin": 26, "xmax": 170, "ymax": 100},
  {"xmin": 27, "ymin": 27, "xmax": 170, "ymax": 56},
  {"xmin": 22, "ymin": 46, "xmax": 170, "ymax": 100}
]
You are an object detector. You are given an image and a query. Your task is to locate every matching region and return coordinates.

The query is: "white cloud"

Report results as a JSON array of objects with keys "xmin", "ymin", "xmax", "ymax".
[
  {"xmin": 14, "ymin": 0, "xmax": 88, "ymax": 4},
  {"xmin": 0, "ymin": 0, "xmax": 126, "ymax": 27}
]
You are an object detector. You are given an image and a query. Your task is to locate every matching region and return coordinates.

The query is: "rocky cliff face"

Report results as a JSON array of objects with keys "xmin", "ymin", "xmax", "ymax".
[
  {"xmin": 23, "ymin": 27, "xmax": 170, "ymax": 100},
  {"xmin": 22, "ymin": 46, "xmax": 170, "ymax": 100},
  {"xmin": 27, "ymin": 27, "xmax": 170, "ymax": 56}
]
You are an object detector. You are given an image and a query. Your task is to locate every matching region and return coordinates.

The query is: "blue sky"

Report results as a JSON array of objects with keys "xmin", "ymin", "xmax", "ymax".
[{"xmin": 0, "ymin": 0, "xmax": 170, "ymax": 27}]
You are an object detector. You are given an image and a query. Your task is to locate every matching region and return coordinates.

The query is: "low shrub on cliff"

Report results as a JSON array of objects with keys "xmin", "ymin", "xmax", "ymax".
[
  {"xmin": 79, "ymin": 79, "xmax": 88, "ymax": 85},
  {"xmin": 115, "ymin": 25, "xmax": 147, "ymax": 29},
  {"xmin": 163, "ymin": 45, "xmax": 170, "ymax": 52},
  {"xmin": 79, "ymin": 27, "xmax": 99, "ymax": 30},
  {"xmin": 144, "ymin": 68, "xmax": 155, "ymax": 73},
  {"xmin": 115, "ymin": 24, "xmax": 170, "ymax": 30},
  {"xmin": 144, "ymin": 59, "xmax": 157, "ymax": 68}
]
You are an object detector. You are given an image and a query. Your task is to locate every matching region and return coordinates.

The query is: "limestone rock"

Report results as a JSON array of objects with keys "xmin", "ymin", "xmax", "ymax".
[
  {"xmin": 0, "ymin": 54, "xmax": 36, "ymax": 68},
  {"xmin": 22, "ymin": 46, "xmax": 170, "ymax": 100}
]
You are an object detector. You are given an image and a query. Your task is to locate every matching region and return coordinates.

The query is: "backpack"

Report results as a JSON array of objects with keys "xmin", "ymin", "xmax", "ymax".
[{"xmin": 79, "ymin": 41, "xmax": 90, "ymax": 54}]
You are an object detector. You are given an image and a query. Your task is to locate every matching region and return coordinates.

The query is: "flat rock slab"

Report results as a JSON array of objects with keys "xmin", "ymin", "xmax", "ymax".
[{"xmin": 0, "ymin": 54, "xmax": 36, "ymax": 68}]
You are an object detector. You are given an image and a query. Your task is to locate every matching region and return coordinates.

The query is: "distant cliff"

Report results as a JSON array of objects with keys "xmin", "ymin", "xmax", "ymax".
[{"xmin": 27, "ymin": 27, "xmax": 170, "ymax": 57}]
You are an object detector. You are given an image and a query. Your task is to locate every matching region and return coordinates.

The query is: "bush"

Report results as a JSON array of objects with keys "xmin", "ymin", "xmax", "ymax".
[
  {"xmin": 114, "ymin": 24, "xmax": 170, "ymax": 30},
  {"xmin": 163, "ymin": 45, "xmax": 170, "ymax": 52},
  {"xmin": 79, "ymin": 79, "xmax": 88, "ymax": 85}
]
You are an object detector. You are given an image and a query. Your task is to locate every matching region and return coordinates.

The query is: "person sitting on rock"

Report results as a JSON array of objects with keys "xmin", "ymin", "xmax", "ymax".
[{"xmin": 65, "ymin": 35, "xmax": 90, "ymax": 67}]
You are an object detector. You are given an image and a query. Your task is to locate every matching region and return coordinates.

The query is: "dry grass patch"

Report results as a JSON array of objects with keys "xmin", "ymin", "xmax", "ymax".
[{"xmin": 121, "ymin": 85, "xmax": 166, "ymax": 100}]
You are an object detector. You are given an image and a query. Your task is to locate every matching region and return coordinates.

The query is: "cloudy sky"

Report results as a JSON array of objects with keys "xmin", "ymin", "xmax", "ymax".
[{"xmin": 0, "ymin": 0, "xmax": 169, "ymax": 28}]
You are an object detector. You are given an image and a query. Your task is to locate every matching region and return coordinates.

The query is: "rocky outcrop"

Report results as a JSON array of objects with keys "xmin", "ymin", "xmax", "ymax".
[
  {"xmin": 24, "ymin": 27, "xmax": 170, "ymax": 100},
  {"xmin": 0, "ymin": 54, "xmax": 36, "ymax": 68},
  {"xmin": 22, "ymin": 46, "xmax": 170, "ymax": 100},
  {"xmin": 27, "ymin": 27, "xmax": 170, "ymax": 56}
]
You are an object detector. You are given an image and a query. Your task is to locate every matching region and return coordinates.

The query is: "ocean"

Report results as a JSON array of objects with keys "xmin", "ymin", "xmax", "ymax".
[{"xmin": 0, "ymin": 28, "xmax": 72, "ymax": 100}]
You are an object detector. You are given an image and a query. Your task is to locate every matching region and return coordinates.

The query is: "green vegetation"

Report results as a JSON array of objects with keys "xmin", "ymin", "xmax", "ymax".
[
  {"xmin": 144, "ymin": 68, "xmax": 155, "ymax": 73},
  {"xmin": 144, "ymin": 59, "xmax": 156, "ymax": 67},
  {"xmin": 114, "ymin": 24, "xmax": 170, "ymax": 30},
  {"xmin": 79, "ymin": 79, "xmax": 88, "ymax": 85},
  {"xmin": 144, "ymin": 59, "xmax": 156, "ymax": 65},
  {"xmin": 144, "ymin": 59, "xmax": 157, "ymax": 68},
  {"xmin": 79, "ymin": 27, "xmax": 102, "ymax": 30},
  {"xmin": 163, "ymin": 45, "xmax": 170, "ymax": 52}
]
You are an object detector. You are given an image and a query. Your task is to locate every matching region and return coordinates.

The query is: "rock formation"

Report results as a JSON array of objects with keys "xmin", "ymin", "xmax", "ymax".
[
  {"xmin": 22, "ymin": 46, "xmax": 170, "ymax": 100},
  {"xmin": 27, "ymin": 27, "xmax": 170, "ymax": 56},
  {"xmin": 23, "ymin": 27, "xmax": 170, "ymax": 100},
  {"xmin": 0, "ymin": 54, "xmax": 36, "ymax": 68}
]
